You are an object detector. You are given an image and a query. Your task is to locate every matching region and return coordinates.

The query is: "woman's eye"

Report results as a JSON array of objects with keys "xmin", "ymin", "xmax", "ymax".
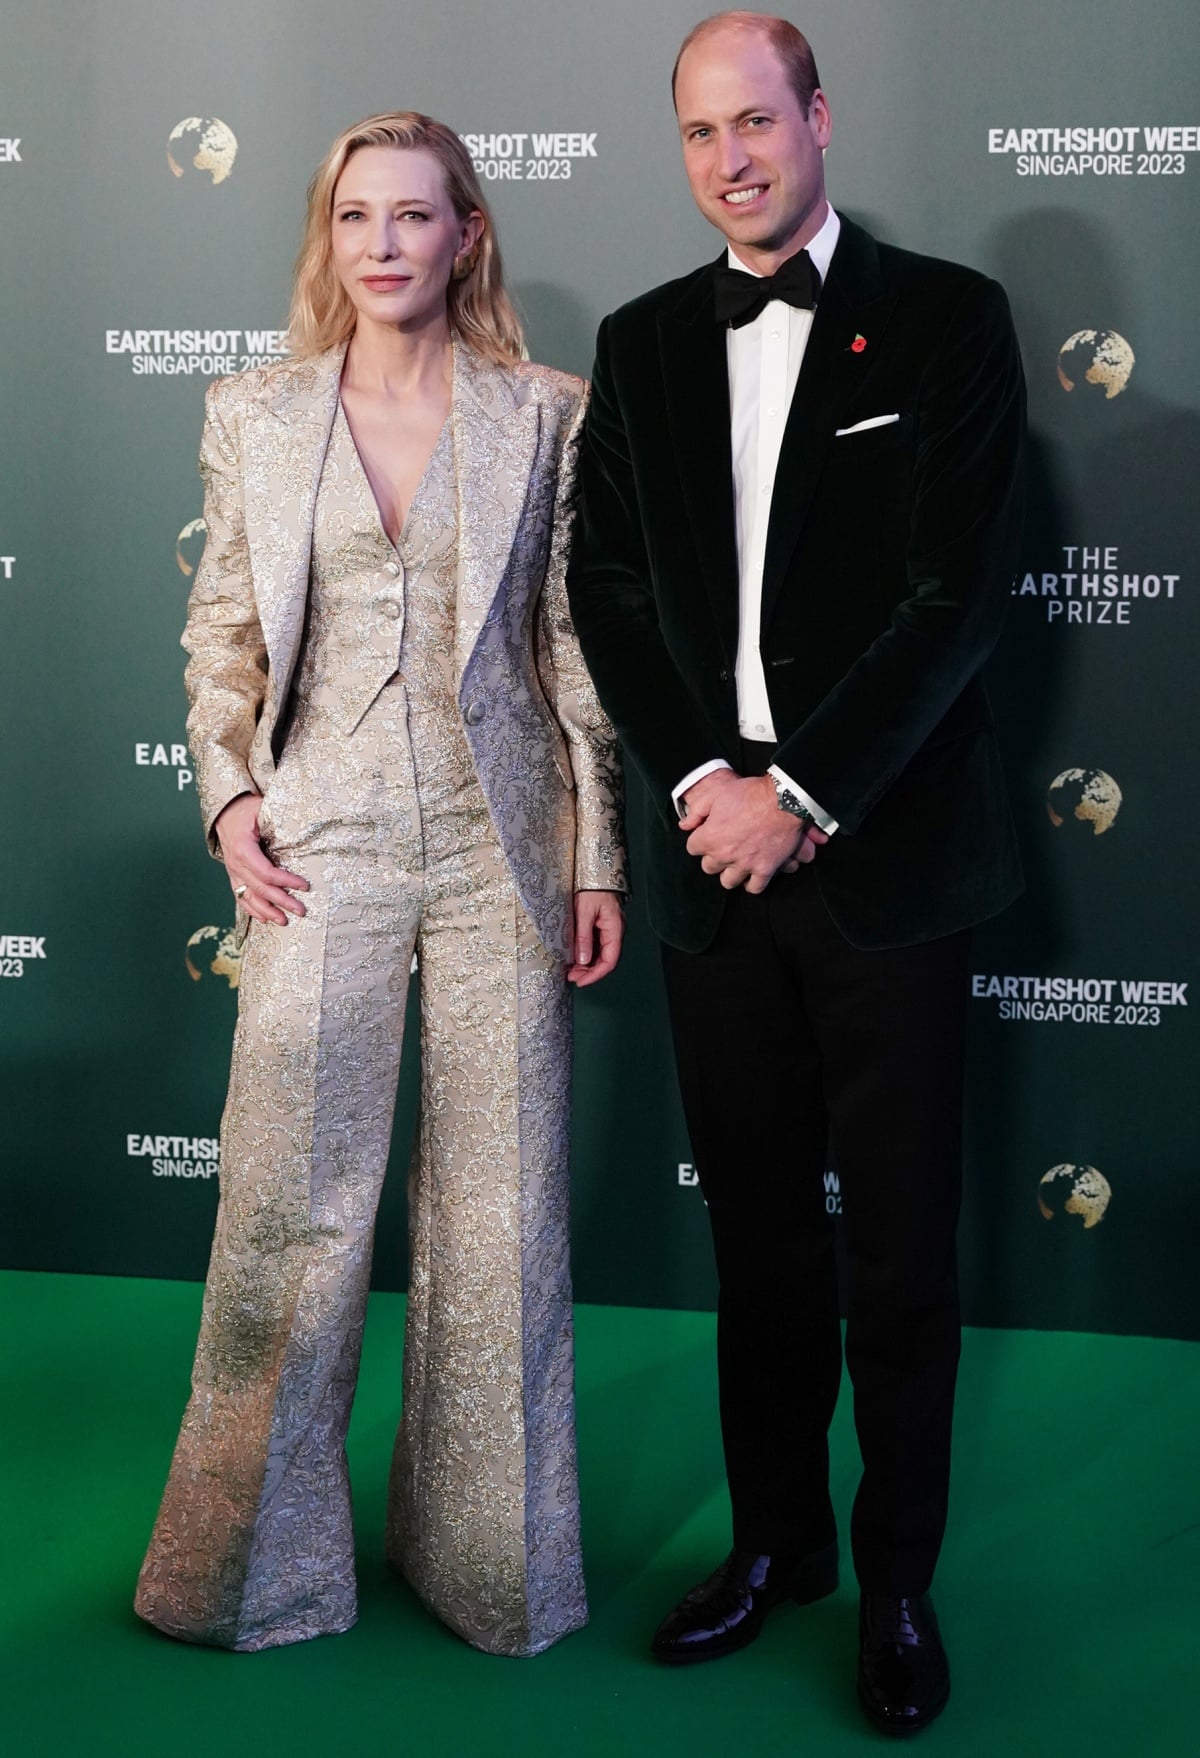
[{"xmin": 337, "ymin": 209, "xmax": 364, "ymax": 222}]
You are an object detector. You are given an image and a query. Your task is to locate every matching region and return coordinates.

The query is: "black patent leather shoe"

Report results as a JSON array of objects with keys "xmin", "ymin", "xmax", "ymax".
[
  {"xmin": 857, "ymin": 1592, "xmax": 950, "ymax": 1737},
  {"xmin": 651, "ymin": 1544, "xmax": 838, "ymax": 1665}
]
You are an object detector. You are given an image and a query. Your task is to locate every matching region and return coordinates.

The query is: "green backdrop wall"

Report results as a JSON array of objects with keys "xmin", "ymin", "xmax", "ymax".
[{"xmin": 2, "ymin": 1, "xmax": 1196, "ymax": 1340}]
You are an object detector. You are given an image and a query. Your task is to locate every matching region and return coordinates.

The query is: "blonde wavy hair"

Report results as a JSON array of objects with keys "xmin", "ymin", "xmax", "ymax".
[{"xmin": 287, "ymin": 112, "xmax": 524, "ymax": 365}]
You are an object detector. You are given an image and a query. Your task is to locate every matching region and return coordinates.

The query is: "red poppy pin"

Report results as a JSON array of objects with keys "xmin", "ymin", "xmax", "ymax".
[{"xmin": 850, "ymin": 333, "xmax": 867, "ymax": 354}]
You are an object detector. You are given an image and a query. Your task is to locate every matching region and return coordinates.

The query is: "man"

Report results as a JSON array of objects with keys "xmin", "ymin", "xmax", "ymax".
[{"xmin": 566, "ymin": 11, "xmax": 1025, "ymax": 1737}]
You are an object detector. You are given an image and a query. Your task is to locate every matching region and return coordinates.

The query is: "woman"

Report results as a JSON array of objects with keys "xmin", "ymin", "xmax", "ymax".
[{"xmin": 135, "ymin": 112, "xmax": 627, "ymax": 1658}]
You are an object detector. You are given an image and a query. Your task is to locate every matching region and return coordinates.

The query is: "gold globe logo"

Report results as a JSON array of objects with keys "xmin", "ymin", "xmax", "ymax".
[
  {"xmin": 176, "ymin": 518, "xmax": 207, "ymax": 578},
  {"xmin": 1057, "ymin": 329, "xmax": 1134, "ymax": 400},
  {"xmin": 1038, "ymin": 1163, "xmax": 1111, "ymax": 1230},
  {"xmin": 186, "ymin": 925, "xmax": 243, "ymax": 989},
  {"xmin": 1046, "ymin": 768, "xmax": 1122, "ymax": 835},
  {"xmin": 167, "ymin": 118, "xmax": 238, "ymax": 184}
]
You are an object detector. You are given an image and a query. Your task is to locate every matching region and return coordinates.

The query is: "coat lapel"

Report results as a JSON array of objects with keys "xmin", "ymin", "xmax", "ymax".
[
  {"xmin": 760, "ymin": 217, "xmax": 897, "ymax": 631},
  {"xmin": 451, "ymin": 343, "xmax": 542, "ymax": 686},
  {"xmin": 658, "ymin": 261, "xmax": 740, "ymax": 666},
  {"xmin": 243, "ymin": 344, "xmax": 345, "ymax": 707}
]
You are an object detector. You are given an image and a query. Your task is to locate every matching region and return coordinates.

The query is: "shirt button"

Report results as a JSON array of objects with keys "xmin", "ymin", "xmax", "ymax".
[
  {"xmin": 464, "ymin": 699, "xmax": 486, "ymax": 726},
  {"xmin": 384, "ymin": 561, "xmax": 401, "ymax": 578},
  {"xmin": 770, "ymin": 329, "xmax": 781, "ymax": 339},
  {"xmin": 382, "ymin": 601, "xmax": 401, "ymax": 620}
]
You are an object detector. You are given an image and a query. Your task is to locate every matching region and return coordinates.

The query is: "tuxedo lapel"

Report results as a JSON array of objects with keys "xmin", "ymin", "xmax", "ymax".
[
  {"xmin": 243, "ymin": 345, "xmax": 345, "ymax": 708},
  {"xmin": 451, "ymin": 344, "xmax": 542, "ymax": 686},
  {"xmin": 760, "ymin": 219, "xmax": 897, "ymax": 632},
  {"xmin": 658, "ymin": 262, "xmax": 739, "ymax": 666}
]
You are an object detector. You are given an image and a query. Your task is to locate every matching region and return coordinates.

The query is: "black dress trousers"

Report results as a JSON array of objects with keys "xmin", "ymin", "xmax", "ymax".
[{"xmin": 661, "ymin": 768, "xmax": 969, "ymax": 1595}]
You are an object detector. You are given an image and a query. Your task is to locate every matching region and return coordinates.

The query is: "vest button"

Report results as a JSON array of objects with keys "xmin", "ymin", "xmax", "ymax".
[
  {"xmin": 381, "ymin": 601, "xmax": 401, "ymax": 620},
  {"xmin": 464, "ymin": 699, "xmax": 486, "ymax": 726}
]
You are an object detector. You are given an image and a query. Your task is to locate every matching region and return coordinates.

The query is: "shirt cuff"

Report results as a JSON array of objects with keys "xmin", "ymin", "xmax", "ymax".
[
  {"xmin": 768, "ymin": 765, "xmax": 839, "ymax": 835},
  {"xmin": 672, "ymin": 759, "xmax": 733, "ymax": 819}
]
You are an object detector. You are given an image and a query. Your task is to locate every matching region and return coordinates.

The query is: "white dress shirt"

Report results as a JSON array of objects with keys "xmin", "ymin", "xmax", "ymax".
[{"xmin": 674, "ymin": 202, "xmax": 841, "ymax": 834}]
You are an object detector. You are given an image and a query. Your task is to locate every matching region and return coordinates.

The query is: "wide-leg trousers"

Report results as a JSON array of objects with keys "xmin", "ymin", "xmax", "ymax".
[
  {"xmin": 135, "ymin": 678, "xmax": 585, "ymax": 1655},
  {"xmin": 662, "ymin": 857, "xmax": 969, "ymax": 1597}
]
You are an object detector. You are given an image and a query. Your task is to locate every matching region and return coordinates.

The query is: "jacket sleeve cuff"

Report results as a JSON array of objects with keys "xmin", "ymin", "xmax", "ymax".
[{"xmin": 202, "ymin": 772, "xmax": 257, "ymax": 859}]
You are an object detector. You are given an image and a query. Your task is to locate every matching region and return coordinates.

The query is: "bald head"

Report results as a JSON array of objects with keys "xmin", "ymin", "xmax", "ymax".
[{"xmin": 673, "ymin": 11, "xmax": 821, "ymax": 118}]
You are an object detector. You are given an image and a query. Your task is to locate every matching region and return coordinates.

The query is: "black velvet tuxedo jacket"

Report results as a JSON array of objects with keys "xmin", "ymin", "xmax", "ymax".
[{"xmin": 566, "ymin": 216, "xmax": 1027, "ymax": 953}]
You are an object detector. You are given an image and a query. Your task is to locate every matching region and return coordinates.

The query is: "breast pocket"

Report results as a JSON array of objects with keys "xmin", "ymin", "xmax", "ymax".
[{"xmin": 832, "ymin": 412, "xmax": 914, "ymax": 453}]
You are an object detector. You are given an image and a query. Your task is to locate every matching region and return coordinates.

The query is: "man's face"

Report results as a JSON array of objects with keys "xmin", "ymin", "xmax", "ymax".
[{"xmin": 674, "ymin": 26, "xmax": 832, "ymax": 271}]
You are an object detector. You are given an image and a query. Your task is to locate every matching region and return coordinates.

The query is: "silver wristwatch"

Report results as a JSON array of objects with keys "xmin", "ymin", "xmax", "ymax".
[{"xmin": 772, "ymin": 775, "xmax": 815, "ymax": 828}]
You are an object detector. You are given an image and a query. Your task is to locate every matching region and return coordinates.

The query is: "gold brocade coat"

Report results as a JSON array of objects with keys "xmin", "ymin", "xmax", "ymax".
[{"xmin": 182, "ymin": 341, "xmax": 627, "ymax": 956}]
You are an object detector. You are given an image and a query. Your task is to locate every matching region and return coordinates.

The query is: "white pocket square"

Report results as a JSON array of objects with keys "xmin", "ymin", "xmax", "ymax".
[{"xmin": 835, "ymin": 413, "xmax": 901, "ymax": 436}]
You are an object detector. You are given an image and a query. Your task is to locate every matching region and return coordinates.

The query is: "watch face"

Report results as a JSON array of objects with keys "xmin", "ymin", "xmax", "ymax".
[{"xmin": 776, "ymin": 785, "xmax": 811, "ymax": 823}]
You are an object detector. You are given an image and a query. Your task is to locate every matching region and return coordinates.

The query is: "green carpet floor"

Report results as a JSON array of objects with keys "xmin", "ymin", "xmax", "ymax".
[{"xmin": 2, "ymin": 1271, "xmax": 1197, "ymax": 1757}]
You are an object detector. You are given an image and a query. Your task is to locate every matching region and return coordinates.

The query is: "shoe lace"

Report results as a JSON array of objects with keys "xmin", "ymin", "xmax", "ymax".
[
  {"xmin": 873, "ymin": 1595, "xmax": 923, "ymax": 1648},
  {"xmin": 697, "ymin": 1558, "xmax": 756, "ymax": 1619}
]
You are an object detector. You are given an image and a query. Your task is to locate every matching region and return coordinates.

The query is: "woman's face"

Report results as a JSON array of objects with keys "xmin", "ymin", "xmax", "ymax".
[{"xmin": 330, "ymin": 145, "xmax": 483, "ymax": 334}]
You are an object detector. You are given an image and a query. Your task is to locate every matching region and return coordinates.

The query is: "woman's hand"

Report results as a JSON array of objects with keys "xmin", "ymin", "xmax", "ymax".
[
  {"xmin": 215, "ymin": 793, "xmax": 310, "ymax": 926},
  {"xmin": 567, "ymin": 890, "xmax": 625, "ymax": 987}
]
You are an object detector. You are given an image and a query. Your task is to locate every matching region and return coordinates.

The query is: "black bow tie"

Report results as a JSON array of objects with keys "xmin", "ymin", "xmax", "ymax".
[{"xmin": 713, "ymin": 248, "xmax": 820, "ymax": 327}]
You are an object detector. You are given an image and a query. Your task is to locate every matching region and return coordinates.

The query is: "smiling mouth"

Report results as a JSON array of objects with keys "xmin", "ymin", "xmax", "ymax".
[
  {"xmin": 361, "ymin": 275, "xmax": 409, "ymax": 286},
  {"xmin": 722, "ymin": 186, "xmax": 766, "ymax": 205}
]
